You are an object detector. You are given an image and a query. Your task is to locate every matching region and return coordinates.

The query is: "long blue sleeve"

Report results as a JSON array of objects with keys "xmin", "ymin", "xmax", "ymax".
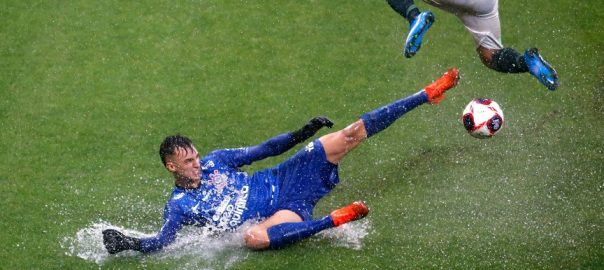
[
  {"xmin": 138, "ymin": 203, "xmax": 184, "ymax": 253},
  {"xmin": 212, "ymin": 132, "xmax": 299, "ymax": 168}
]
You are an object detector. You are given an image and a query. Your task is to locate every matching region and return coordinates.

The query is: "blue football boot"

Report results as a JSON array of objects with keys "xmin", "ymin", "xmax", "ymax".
[
  {"xmin": 524, "ymin": 48, "xmax": 559, "ymax": 90},
  {"xmin": 404, "ymin": 11, "xmax": 435, "ymax": 58}
]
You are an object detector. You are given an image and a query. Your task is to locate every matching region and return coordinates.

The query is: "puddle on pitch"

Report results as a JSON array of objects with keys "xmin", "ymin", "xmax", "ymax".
[{"xmin": 61, "ymin": 219, "xmax": 372, "ymax": 269}]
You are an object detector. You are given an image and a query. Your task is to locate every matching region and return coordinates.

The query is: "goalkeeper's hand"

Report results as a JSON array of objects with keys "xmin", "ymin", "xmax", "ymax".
[
  {"xmin": 102, "ymin": 229, "xmax": 142, "ymax": 254},
  {"xmin": 291, "ymin": 116, "xmax": 334, "ymax": 143}
]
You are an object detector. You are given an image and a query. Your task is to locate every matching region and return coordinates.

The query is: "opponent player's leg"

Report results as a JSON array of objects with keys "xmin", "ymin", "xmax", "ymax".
[
  {"xmin": 458, "ymin": 1, "xmax": 558, "ymax": 90},
  {"xmin": 387, "ymin": 0, "xmax": 420, "ymax": 23},
  {"xmin": 320, "ymin": 68, "xmax": 459, "ymax": 164},
  {"xmin": 387, "ymin": 0, "xmax": 435, "ymax": 58},
  {"xmin": 478, "ymin": 46, "xmax": 529, "ymax": 74},
  {"xmin": 478, "ymin": 45, "xmax": 559, "ymax": 90},
  {"xmin": 244, "ymin": 202, "xmax": 369, "ymax": 250}
]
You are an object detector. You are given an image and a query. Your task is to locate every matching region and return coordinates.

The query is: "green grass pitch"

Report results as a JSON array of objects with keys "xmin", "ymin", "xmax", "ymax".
[{"xmin": 1, "ymin": 0, "xmax": 602, "ymax": 269}]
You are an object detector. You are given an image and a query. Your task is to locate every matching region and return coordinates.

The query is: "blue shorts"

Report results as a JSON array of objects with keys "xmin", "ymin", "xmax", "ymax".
[{"xmin": 271, "ymin": 139, "xmax": 339, "ymax": 221}]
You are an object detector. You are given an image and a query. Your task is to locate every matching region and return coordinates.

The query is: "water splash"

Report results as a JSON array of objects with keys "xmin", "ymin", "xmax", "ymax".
[
  {"xmin": 319, "ymin": 218, "xmax": 372, "ymax": 250},
  {"xmin": 61, "ymin": 218, "xmax": 372, "ymax": 268},
  {"xmin": 60, "ymin": 220, "xmax": 250, "ymax": 268},
  {"xmin": 61, "ymin": 221, "xmax": 123, "ymax": 264}
]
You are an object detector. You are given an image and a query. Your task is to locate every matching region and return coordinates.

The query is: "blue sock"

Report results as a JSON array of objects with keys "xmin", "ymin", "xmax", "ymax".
[
  {"xmin": 267, "ymin": 216, "xmax": 334, "ymax": 249},
  {"xmin": 361, "ymin": 90, "xmax": 428, "ymax": 137}
]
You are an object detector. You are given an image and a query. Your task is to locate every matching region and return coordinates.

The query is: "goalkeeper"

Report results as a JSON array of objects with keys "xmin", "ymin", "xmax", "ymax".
[{"xmin": 103, "ymin": 68, "xmax": 459, "ymax": 253}]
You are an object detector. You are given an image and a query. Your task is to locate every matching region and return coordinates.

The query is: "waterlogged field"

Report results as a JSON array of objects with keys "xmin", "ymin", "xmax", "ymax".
[
  {"xmin": 61, "ymin": 219, "xmax": 371, "ymax": 268},
  {"xmin": 1, "ymin": 0, "xmax": 602, "ymax": 269}
]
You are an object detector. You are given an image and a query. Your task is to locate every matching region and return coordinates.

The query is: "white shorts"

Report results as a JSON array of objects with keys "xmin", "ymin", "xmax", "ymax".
[{"xmin": 423, "ymin": 0, "xmax": 503, "ymax": 49}]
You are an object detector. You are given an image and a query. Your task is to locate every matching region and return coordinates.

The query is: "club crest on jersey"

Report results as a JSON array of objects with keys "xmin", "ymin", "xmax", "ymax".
[{"xmin": 208, "ymin": 170, "xmax": 228, "ymax": 193}]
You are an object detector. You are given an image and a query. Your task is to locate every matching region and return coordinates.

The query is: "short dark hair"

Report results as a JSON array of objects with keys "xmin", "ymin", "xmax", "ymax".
[{"xmin": 159, "ymin": 135, "xmax": 194, "ymax": 166}]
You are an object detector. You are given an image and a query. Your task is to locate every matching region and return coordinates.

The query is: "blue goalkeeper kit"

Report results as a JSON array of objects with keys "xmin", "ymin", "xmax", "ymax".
[
  {"xmin": 138, "ymin": 133, "xmax": 339, "ymax": 252},
  {"xmin": 138, "ymin": 90, "xmax": 428, "ymax": 252}
]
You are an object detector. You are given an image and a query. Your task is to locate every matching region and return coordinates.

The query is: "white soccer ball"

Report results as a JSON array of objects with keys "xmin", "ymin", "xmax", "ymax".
[{"xmin": 461, "ymin": 98, "xmax": 504, "ymax": 139}]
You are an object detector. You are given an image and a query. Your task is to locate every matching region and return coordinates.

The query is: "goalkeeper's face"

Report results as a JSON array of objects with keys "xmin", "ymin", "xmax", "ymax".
[{"xmin": 166, "ymin": 146, "xmax": 201, "ymax": 188}]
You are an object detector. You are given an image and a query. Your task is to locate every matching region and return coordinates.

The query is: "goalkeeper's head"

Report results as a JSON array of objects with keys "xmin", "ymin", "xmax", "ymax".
[{"xmin": 159, "ymin": 135, "xmax": 201, "ymax": 189}]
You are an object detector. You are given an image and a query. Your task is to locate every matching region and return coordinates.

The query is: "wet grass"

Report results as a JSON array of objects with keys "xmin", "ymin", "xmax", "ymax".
[{"xmin": 1, "ymin": 0, "xmax": 602, "ymax": 269}]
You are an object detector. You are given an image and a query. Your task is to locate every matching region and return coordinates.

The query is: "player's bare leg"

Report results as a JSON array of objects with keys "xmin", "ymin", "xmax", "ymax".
[
  {"xmin": 478, "ymin": 46, "xmax": 497, "ymax": 67},
  {"xmin": 320, "ymin": 120, "xmax": 367, "ymax": 164}
]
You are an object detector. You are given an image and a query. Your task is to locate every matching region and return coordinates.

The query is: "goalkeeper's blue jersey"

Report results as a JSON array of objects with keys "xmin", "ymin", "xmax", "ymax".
[{"xmin": 139, "ymin": 133, "xmax": 296, "ymax": 252}]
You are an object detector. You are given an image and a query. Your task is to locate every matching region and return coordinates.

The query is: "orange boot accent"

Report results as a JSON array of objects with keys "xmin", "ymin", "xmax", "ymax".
[
  {"xmin": 330, "ymin": 201, "xmax": 369, "ymax": 227},
  {"xmin": 424, "ymin": 68, "xmax": 460, "ymax": 104}
]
